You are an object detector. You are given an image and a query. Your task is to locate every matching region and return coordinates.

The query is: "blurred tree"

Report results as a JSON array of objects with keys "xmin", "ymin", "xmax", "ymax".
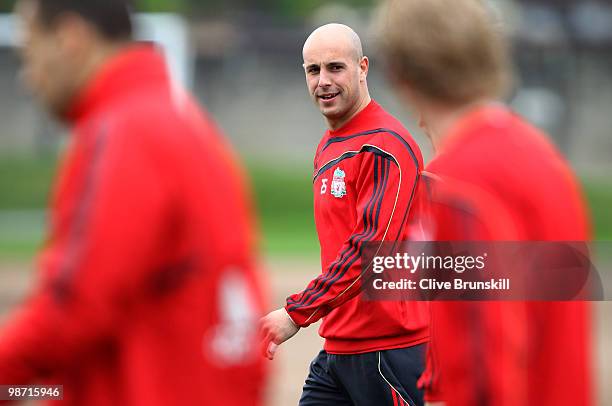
[
  {"xmin": 0, "ymin": 0, "xmax": 17, "ymax": 13},
  {"xmin": 185, "ymin": 0, "xmax": 375, "ymax": 19},
  {"xmin": 135, "ymin": 0, "xmax": 187, "ymax": 13},
  {"xmin": 274, "ymin": 0, "xmax": 375, "ymax": 19},
  {"xmin": 0, "ymin": 0, "xmax": 187, "ymax": 14},
  {"xmin": 0, "ymin": 0, "xmax": 376, "ymax": 18}
]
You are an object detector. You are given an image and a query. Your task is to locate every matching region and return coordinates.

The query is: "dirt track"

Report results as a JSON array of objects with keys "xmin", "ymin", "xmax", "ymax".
[{"xmin": 1, "ymin": 260, "xmax": 611, "ymax": 405}]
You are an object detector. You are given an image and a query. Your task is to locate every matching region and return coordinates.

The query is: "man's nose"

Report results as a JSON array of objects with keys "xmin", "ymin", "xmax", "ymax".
[{"xmin": 318, "ymin": 69, "xmax": 332, "ymax": 88}]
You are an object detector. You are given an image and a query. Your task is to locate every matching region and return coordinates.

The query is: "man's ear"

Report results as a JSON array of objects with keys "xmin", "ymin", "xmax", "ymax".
[
  {"xmin": 418, "ymin": 111, "xmax": 427, "ymax": 131},
  {"xmin": 360, "ymin": 56, "xmax": 369, "ymax": 82}
]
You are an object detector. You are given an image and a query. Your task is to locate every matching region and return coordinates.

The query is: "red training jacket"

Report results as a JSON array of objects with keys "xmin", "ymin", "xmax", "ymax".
[
  {"xmin": 421, "ymin": 105, "xmax": 593, "ymax": 405},
  {"xmin": 0, "ymin": 45, "xmax": 268, "ymax": 406},
  {"xmin": 285, "ymin": 100, "xmax": 429, "ymax": 354}
]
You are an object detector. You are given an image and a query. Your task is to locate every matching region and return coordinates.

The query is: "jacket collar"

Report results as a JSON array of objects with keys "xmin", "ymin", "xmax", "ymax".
[{"xmin": 64, "ymin": 43, "xmax": 170, "ymax": 123}]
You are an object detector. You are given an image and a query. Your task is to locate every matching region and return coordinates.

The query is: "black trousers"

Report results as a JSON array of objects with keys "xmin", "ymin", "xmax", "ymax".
[{"xmin": 299, "ymin": 344, "xmax": 425, "ymax": 406}]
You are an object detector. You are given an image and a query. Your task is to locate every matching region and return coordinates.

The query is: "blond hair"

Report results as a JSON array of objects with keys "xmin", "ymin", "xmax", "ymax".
[{"xmin": 378, "ymin": 0, "xmax": 511, "ymax": 105}]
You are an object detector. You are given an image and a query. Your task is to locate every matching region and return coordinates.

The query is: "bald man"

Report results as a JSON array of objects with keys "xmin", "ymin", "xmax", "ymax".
[{"xmin": 260, "ymin": 24, "xmax": 429, "ymax": 406}]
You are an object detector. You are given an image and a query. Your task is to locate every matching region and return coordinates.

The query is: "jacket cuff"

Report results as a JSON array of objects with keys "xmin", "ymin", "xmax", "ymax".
[{"xmin": 284, "ymin": 304, "xmax": 312, "ymax": 328}]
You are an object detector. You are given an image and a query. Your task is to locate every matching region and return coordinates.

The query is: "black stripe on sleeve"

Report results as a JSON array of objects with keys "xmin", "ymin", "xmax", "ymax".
[
  {"xmin": 52, "ymin": 122, "xmax": 110, "ymax": 302},
  {"xmin": 287, "ymin": 153, "xmax": 391, "ymax": 311},
  {"xmin": 287, "ymin": 154, "xmax": 383, "ymax": 307}
]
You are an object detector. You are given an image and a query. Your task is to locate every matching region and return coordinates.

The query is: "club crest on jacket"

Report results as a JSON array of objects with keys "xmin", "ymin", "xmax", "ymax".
[{"xmin": 331, "ymin": 167, "xmax": 347, "ymax": 198}]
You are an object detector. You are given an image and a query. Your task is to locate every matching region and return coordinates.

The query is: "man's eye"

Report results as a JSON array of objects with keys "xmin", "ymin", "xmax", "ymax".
[
  {"xmin": 308, "ymin": 68, "xmax": 320, "ymax": 74},
  {"xmin": 330, "ymin": 65, "xmax": 343, "ymax": 71}
]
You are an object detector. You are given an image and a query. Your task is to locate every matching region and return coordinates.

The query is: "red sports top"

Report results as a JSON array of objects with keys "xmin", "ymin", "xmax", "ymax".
[
  {"xmin": 421, "ymin": 105, "xmax": 593, "ymax": 405},
  {"xmin": 0, "ymin": 45, "xmax": 268, "ymax": 406},
  {"xmin": 285, "ymin": 100, "xmax": 429, "ymax": 354}
]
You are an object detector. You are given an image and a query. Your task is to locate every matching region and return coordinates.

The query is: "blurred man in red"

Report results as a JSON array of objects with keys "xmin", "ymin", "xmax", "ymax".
[
  {"xmin": 0, "ymin": 0, "xmax": 268, "ymax": 405},
  {"xmin": 380, "ymin": 0, "xmax": 593, "ymax": 405}
]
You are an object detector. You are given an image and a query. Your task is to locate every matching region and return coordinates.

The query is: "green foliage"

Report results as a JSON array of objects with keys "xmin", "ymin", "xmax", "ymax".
[
  {"xmin": 0, "ymin": 0, "xmax": 376, "ymax": 16},
  {"xmin": 272, "ymin": 0, "xmax": 374, "ymax": 18},
  {"xmin": 0, "ymin": 0, "xmax": 17, "ymax": 13},
  {"xmin": 179, "ymin": 0, "xmax": 376, "ymax": 19},
  {"xmin": 270, "ymin": 0, "xmax": 326, "ymax": 20},
  {"xmin": 0, "ymin": 0, "xmax": 186, "ymax": 14},
  {"xmin": 135, "ymin": 0, "xmax": 187, "ymax": 13}
]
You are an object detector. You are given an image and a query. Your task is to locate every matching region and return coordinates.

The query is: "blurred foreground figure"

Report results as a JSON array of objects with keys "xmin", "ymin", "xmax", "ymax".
[
  {"xmin": 380, "ymin": 0, "xmax": 593, "ymax": 405},
  {"xmin": 0, "ymin": 0, "xmax": 268, "ymax": 405}
]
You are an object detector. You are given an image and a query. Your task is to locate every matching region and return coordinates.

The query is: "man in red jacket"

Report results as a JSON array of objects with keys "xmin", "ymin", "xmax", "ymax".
[
  {"xmin": 380, "ymin": 0, "xmax": 593, "ymax": 405},
  {"xmin": 0, "ymin": 0, "xmax": 268, "ymax": 405},
  {"xmin": 260, "ymin": 23, "xmax": 429, "ymax": 406}
]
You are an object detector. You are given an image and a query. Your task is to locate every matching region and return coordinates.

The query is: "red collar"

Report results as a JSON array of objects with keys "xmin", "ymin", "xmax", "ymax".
[
  {"xmin": 437, "ymin": 103, "xmax": 513, "ymax": 154},
  {"xmin": 327, "ymin": 99, "xmax": 381, "ymax": 137},
  {"xmin": 64, "ymin": 43, "xmax": 170, "ymax": 123}
]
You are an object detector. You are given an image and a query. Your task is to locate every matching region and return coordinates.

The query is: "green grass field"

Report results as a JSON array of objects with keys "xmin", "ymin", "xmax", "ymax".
[
  {"xmin": 0, "ymin": 155, "xmax": 320, "ymax": 260},
  {"xmin": 0, "ymin": 155, "xmax": 610, "ymax": 261}
]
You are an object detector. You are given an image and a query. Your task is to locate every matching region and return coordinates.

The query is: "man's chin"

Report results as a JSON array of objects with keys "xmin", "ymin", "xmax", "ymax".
[
  {"xmin": 319, "ymin": 106, "xmax": 343, "ymax": 119},
  {"xmin": 36, "ymin": 91, "xmax": 75, "ymax": 121},
  {"xmin": 38, "ymin": 100, "xmax": 73, "ymax": 123}
]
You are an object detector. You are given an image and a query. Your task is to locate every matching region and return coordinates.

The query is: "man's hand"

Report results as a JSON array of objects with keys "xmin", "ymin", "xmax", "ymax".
[{"xmin": 259, "ymin": 308, "xmax": 300, "ymax": 360}]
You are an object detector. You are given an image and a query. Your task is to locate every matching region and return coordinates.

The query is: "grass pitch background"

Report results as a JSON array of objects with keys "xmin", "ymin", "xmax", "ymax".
[
  {"xmin": 0, "ymin": 155, "xmax": 320, "ymax": 260},
  {"xmin": 0, "ymin": 154, "xmax": 611, "ymax": 260}
]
